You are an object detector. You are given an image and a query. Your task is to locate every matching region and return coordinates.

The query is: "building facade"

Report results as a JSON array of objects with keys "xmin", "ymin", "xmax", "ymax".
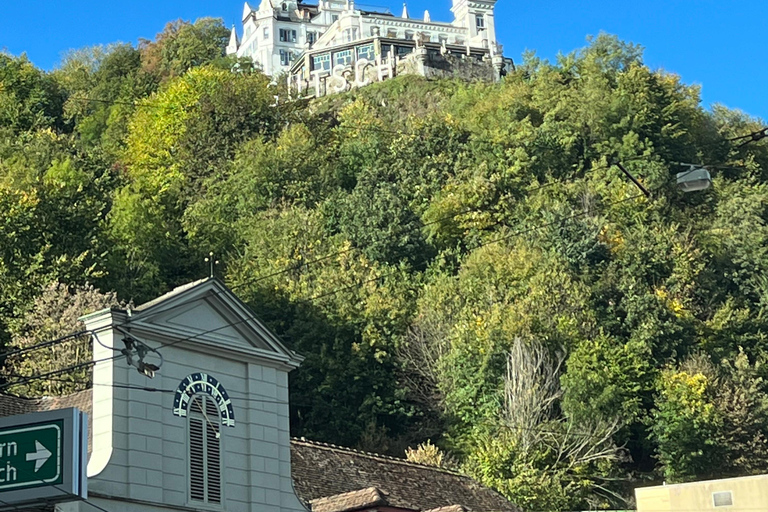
[
  {"xmin": 226, "ymin": 0, "xmax": 507, "ymax": 94},
  {"xmin": 67, "ymin": 278, "xmax": 305, "ymax": 512}
]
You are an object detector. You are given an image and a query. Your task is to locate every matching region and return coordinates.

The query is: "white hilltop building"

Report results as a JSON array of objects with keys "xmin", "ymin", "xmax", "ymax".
[{"xmin": 226, "ymin": 0, "xmax": 511, "ymax": 95}]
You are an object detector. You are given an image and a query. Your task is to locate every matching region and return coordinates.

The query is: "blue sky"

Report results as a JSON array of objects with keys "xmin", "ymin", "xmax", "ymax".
[{"xmin": 1, "ymin": 1, "xmax": 765, "ymax": 120}]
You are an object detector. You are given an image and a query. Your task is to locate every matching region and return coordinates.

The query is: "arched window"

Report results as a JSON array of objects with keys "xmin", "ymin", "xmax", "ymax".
[{"xmin": 188, "ymin": 395, "xmax": 222, "ymax": 504}]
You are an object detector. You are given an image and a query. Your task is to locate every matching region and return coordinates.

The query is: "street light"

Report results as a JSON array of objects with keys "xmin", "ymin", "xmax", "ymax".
[{"xmin": 676, "ymin": 167, "xmax": 712, "ymax": 192}]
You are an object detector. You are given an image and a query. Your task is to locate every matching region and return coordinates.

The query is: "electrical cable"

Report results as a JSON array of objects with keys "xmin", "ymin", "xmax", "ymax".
[
  {"xmin": 0, "ymin": 166, "xmax": 586, "ymax": 364},
  {"xmin": 0, "ymin": 354, "xmax": 122, "ymax": 392},
  {"xmin": 0, "ymin": 157, "xmax": 692, "ymax": 393}
]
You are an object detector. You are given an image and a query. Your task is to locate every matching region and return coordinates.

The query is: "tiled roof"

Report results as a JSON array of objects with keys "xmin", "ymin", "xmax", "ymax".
[
  {"xmin": 0, "ymin": 389, "xmax": 92, "ymax": 417},
  {"xmin": 290, "ymin": 439, "xmax": 519, "ymax": 512},
  {"xmin": 0, "ymin": 393, "xmax": 518, "ymax": 512},
  {"xmin": 424, "ymin": 506, "xmax": 467, "ymax": 512},
  {"xmin": 310, "ymin": 486, "xmax": 387, "ymax": 512}
]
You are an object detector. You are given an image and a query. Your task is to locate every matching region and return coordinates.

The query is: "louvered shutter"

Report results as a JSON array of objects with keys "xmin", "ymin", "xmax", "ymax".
[
  {"xmin": 188, "ymin": 395, "xmax": 222, "ymax": 504},
  {"xmin": 189, "ymin": 415, "xmax": 206, "ymax": 501},
  {"xmin": 205, "ymin": 398, "xmax": 222, "ymax": 503}
]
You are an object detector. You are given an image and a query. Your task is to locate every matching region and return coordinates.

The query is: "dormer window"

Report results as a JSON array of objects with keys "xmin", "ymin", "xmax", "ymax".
[
  {"xmin": 475, "ymin": 14, "xmax": 485, "ymax": 29},
  {"xmin": 282, "ymin": 2, "xmax": 288, "ymax": 10},
  {"xmin": 189, "ymin": 395, "xmax": 222, "ymax": 505}
]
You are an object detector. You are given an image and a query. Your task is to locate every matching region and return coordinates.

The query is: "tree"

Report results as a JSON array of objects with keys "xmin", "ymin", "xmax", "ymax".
[
  {"xmin": 0, "ymin": 53, "xmax": 66, "ymax": 134},
  {"xmin": 2, "ymin": 282, "xmax": 121, "ymax": 396},
  {"xmin": 465, "ymin": 338, "xmax": 623, "ymax": 511},
  {"xmin": 109, "ymin": 65, "xmax": 275, "ymax": 300},
  {"xmin": 139, "ymin": 18, "xmax": 230, "ymax": 81},
  {"xmin": 651, "ymin": 352, "xmax": 768, "ymax": 482}
]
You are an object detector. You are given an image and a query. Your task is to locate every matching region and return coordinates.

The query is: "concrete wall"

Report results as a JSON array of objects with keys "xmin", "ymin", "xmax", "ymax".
[{"xmin": 635, "ymin": 474, "xmax": 768, "ymax": 512}]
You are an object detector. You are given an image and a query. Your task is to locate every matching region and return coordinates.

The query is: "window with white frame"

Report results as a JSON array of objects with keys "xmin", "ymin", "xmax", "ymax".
[
  {"xmin": 331, "ymin": 14, "xmax": 339, "ymax": 22},
  {"xmin": 475, "ymin": 14, "xmax": 485, "ymax": 29},
  {"xmin": 264, "ymin": 26, "xmax": 269, "ymax": 39},
  {"xmin": 307, "ymin": 31, "xmax": 317, "ymax": 45},
  {"xmin": 333, "ymin": 49, "xmax": 352, "ymax": 67},
  {"xmin": 356, "ymin": 43, "xmax": 374, "ymax": 61},
  {"xmin": 313, "ymin": 53, "xmax": 331, "ymax": 71},
  {"xmin": 188, "ymin": 395, "xmax": 221, "ymax": 505},
  {"xmin": 280, "ymin": 49, "xmax": 292, "ymax": 66},
  {"xmin": 279, "ymin": 28, "xmax": 297, "ymax": 42}
]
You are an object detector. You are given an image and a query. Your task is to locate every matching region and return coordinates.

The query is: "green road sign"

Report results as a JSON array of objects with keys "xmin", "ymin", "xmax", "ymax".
[
  {"xmin": 0, "ymin": 408, "xmax": 86, "ymax": 509},
  {"xmin": 0, "ymin": 419, "xmax": 63, "ymax": 491}
]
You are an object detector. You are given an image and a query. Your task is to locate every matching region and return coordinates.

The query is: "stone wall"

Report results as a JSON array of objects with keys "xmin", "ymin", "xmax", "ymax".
[{"xmin": 397, "ymin": 49, "xmax": 498, "ymax": 82}]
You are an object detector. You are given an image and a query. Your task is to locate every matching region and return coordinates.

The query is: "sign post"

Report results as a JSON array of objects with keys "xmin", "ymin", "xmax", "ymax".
[{"xmin": 0, "ymin": 408, "xmax": 87, "ymax": 508}]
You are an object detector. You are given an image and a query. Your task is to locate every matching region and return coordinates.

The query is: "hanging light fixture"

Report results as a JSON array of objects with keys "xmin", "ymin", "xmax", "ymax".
[{"xmin": 676, "ymin": 164, "xmax": 712, "ymax": 192}]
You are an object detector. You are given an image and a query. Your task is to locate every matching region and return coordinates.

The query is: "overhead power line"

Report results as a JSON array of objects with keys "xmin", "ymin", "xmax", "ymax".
[
  {"xmin": 0, "ymin": 173, "xmax": 658, "ymax": 393},
  {"xmin": 0, "ymin": 167, "xmax": 592, "ymax": 364}
]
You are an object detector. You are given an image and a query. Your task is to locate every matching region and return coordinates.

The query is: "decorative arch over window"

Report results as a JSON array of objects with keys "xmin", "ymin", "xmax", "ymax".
[{"xmin": 173, "ymin": 373, "xmax": 236, "ymax": 427}]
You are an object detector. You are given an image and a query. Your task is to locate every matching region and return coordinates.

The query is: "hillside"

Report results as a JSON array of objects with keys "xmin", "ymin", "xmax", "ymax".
[{"xmin": 1, "ymin": 19, "xmax": 768, "ymax": 510}]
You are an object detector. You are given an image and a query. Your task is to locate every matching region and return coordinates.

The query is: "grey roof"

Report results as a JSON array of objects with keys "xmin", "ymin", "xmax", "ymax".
[{"xmin": 132, "ymin": 277, "xmax": 210, "ymax": 311}]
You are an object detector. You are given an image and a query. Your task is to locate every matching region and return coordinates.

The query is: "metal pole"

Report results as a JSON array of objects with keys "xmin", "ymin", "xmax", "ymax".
[{"xmin": 614, "ymin": 161, "xmax": 651, "ymax": 198}]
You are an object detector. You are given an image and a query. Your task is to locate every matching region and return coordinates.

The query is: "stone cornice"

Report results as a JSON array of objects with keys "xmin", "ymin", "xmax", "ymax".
[
  {"xmin": 365, "ymin": 16, "xmax": 466, "ymax": 34},
  {"xmin": 467, "ymin": 0, "xmax": 496, "ymax": 9}
]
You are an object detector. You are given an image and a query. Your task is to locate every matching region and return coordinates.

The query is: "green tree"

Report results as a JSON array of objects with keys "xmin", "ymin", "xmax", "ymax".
[
  {"xmin": 0, "ymin": 53, "xmax": 66, "ymax": 133},
  {"xmin": 2, "ymin": 282, "xmax": 121, "ymax": 397},
  {"xmin": 139, "ymin": 18, "xmax": 230, "ymax": 81}
]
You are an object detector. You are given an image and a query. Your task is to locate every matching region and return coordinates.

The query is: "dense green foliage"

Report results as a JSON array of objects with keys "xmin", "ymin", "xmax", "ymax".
[{"xmin": 2, "ymin": 23, "xmax": 768, "ymax": 509}]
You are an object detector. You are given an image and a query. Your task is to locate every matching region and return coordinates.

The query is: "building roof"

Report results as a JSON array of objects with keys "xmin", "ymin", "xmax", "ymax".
[
  {"xmin": 131, "ymin": 277, "xmax": 210, "ymax": 311},
  {"xmin": 290, "ymin": 438, "xmax": 519, "ymax": 512},
  {"xmin": 0, "ymin": 395, "xmax": 517, "ymax": 512}
]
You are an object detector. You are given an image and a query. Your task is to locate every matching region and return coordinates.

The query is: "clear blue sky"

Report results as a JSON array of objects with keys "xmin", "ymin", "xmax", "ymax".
[{"xmin": 1, "ymin": 0, "xmax": 765, "ymax": 120}]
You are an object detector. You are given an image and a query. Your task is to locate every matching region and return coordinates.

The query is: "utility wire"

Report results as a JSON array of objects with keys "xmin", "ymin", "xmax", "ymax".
[
  {"xmin": 0, "ymin": 133, "xmax": 734, "ymax": 375},
  {"xmin": 0, "ymin": 354, "xmax": 122, "ymax": 392},
  {"xmin": 0, "ymin": 168, "xmax": 587, "ymax": 364},
  {"xmin": 0, "ymin": 175, "xmax": 654, "ymax": 395},
  {"xmin": 0, "ymin": 155, "xmax": 691, "ymax": 392}
]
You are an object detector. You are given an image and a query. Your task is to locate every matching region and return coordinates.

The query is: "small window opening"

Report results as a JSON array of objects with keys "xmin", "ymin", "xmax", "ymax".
[{"xmin": 712, "ymin": 491, "xmax": 733, "ymax": 507}]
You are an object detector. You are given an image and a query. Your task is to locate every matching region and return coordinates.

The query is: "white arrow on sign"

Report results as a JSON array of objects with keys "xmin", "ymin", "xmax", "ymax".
[{"xmin": 26, "ymin": 440, "xmax": 52, "ymax": 472}]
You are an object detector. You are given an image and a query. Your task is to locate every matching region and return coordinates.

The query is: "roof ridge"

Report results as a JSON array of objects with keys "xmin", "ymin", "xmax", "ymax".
[{"xmin": 290, "ymin": 437, "xmax": 466, "ymax": 476}]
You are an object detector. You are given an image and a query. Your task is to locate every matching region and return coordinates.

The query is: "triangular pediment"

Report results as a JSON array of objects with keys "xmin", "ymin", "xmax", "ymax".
[{"xmin": 126, "ymin": 279, "xmax": 302, "ymax": 368}]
